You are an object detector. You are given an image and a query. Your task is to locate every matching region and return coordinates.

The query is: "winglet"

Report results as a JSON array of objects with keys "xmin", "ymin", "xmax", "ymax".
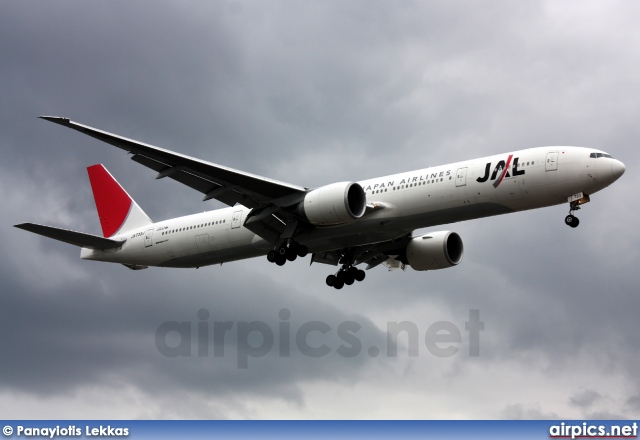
[{"xmin": 38, "ymin": 116, "xmax": 71, "ymax": 126}]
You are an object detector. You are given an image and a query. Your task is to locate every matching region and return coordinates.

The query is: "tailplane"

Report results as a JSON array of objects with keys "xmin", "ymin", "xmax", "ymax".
[{"xmin": 87, "ymin": 164, "xmax": 153, "ymax": 237}]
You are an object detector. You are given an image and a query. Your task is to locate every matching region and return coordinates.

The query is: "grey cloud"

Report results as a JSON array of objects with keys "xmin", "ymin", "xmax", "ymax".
[
  {"xmin": 570, "ymin": 389, "xmax": 602, "ymax": 409},
  {"xmin": 501, "ymin": 403, "xmax": 560, "ymax": 420}
]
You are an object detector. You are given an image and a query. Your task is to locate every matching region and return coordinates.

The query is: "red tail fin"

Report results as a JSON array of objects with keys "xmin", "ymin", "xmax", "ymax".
[{"xmin": 87, "ymin": 164, "xmax": 152, "ymax": 237}]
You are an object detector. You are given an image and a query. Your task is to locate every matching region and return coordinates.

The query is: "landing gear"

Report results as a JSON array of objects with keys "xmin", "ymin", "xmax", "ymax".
[
  {"xmin": 565, "ymin": 193, "xmax": 590, "ymax": 228},
  {"xmin": 268, "ymin": 241, "xmax": 367, "ymax": 289},
  {"xmin": 565, "ymin": 214, "xmax": 580, "ymax": 228},
  {"xmin": 266, "ymin": 241, "xmax": 309, "ymax": 265},
  {"xmin": 565, "ymin": 200, "xmax": 581, "ymax": 228},
  {"xmin": 326, "ymin": 265, "xmax": 366, "ymax": 290},
  {"xmin": 326, "ymin": 274, "xmax": 345, "ymax": 290}
]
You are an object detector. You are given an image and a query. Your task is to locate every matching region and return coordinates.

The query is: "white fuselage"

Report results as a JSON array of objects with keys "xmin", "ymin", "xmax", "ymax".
[{"xmin": 80, "ymin": 146, "xmax": 624, "ymax": 268}]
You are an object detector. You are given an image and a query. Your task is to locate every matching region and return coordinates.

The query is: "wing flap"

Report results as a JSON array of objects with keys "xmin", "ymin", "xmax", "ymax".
[{"xmin": 15, "ymin": 223, "xmax": 126, "ymax": 249}]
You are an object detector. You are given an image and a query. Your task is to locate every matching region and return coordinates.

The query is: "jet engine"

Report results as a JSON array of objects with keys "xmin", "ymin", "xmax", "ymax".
[
  {"xmin": 405, "ymin": 231, "xmax": 463, "ymax": 271},
  {"xmin": 298, "ymin": 182, "xmax": 367, "ymax": 225}
]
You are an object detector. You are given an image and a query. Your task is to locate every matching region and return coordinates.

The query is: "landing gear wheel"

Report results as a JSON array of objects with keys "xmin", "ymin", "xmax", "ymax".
[
  {"xmin": 354, "ymin": 269, "xmax": 366, "ymax": 282},
  {"xmin": 333, "ymin": 279, "xmax": 344, "ymax": 290},
  {"xmin": 297, "ymin": 245, "xmax": 309, "ymax": 258},
  {"xmin": 565, "ymin": 215, "xmax": 579, "ymax": 228},
  {"xmin": 275, "ymin": 254, "xmax": 287, "ymax": 266},
  {"xmin": 267, "ymin": 250, "xmax": 277, "ymax": 263},
  {"xmin": 342, "ymin": 267, "xmax": 356, "ymax": 285},
  {"xmin": 286, "ymin": 247, "xmax": 298, "ymax": 261},
  {"xmin": 326, "ymin": 274, "xmax": 336, "ymax": 287}
]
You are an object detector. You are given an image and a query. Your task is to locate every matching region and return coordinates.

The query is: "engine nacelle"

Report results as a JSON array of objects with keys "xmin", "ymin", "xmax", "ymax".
[
  {"xmin": 298, "ymin": 182, "xmax": 367, "ymax": 225},
  {"xmin": 406, "ymin": 231, "xmax": 463, "ymax": 271}
]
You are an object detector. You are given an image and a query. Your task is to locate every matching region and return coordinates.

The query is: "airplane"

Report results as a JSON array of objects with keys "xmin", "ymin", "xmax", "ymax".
[{"xmin": 15, "ymin": 117, "xmax": 625, "ymax": 289}]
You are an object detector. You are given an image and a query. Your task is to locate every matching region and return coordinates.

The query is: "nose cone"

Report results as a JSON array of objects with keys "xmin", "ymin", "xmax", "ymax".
[{"xmin": 611, "ymin": 159, "xmax": 626, "ymax": 180}]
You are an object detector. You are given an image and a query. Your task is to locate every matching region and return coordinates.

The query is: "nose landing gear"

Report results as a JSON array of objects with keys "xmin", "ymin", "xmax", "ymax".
[
  {"xmin": 565, "ymin": 214, "xmax": 580, "ymax": 228},
  {"xmin": 565, "ymin": 193, "xmax": 590, "ymax": 228}
]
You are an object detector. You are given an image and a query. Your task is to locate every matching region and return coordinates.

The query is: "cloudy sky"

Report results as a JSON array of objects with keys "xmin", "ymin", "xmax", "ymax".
[{"xmin": 1, "ymin": 0, "xmax": 638, "ymax": 419}]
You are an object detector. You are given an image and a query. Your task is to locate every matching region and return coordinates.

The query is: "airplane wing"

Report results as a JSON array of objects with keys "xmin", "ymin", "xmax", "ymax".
[
  {"xmin": 14, "ymin": 223, "xmax": 126, "ymax": 249},
  {"xmin": 39, "ymin": 117, "xmax": 308, "ymax": 210}
]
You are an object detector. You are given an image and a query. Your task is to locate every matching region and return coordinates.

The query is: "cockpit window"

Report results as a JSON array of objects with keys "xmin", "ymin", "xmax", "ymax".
[{"xmin": 590, "ymin": 152, "xmax": 615, "ymax": 159}]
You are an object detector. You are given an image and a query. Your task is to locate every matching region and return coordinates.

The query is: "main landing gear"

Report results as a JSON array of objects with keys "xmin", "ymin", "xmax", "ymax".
[
  {"xmin": 325, "ymin": 265, "xmax": 366, "ymax": 290},
  {"xmin": 266, "ymin": 241, "xmax": 367, "ymax": 290},
  {"xmin": 266, "ymin": 241, "xmax": 309, "ymax": 266}
]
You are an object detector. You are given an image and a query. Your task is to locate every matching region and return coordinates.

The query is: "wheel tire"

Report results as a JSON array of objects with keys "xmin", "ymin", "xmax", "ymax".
[
  {"xmin": 565, "ymin": 215, "xmax": 574, "ymax": 226},
  {"xmin": 278, "ymin": 246, "xmax": 288, "ymax": 256},
  {"xmin": 336, "ymin": 271, "xmax": 345, "ymax": 281},
  {"xmin": 297, "ymin": 245, "xmax": 309, "ymax": 258},
  {"xmin": 355, "ymin": 269, "xmax": 366, "ymax": 282},
  {"xmin": 333, "ymin": 279, "xmax": 344, "ymax": 290},
  {"xmin": 571, "ymin": 217, "xmax": 580, "ymax": 228},
  {"xmin": 326, "ymin": 274, "xmax": 336, "ymax": 286},
  {"xmin": 275, "ymin": 255, "xmax": 286, "ymax": 266},
  {"xmin": 267, "ymin": 250, "xmax": 277, "ymax": 263},
  {"xmin": 286, "ymin": 248, "xmax": 297, "ymax": 261},
  {"xmin": 344, "ymin": 275, "xmax": 355, "ymax": 285}
]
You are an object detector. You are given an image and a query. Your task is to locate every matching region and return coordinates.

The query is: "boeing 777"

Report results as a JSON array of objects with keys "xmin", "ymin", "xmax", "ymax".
[{"xmin": 15, "ymin": 117, "xmax": 625, "ymax": 289}]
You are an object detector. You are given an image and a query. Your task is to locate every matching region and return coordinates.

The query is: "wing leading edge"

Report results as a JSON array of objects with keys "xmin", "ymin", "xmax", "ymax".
[{"xmin": 38, "ymin": 116, "xmax": 308, "ymax": 210}]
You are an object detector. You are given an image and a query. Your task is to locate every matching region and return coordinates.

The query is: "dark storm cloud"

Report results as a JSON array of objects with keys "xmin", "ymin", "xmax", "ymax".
[
  {"xmin": 0, "ymin": 248, "xmax": 390, "ymax": 403},
  {"xmin": 570, "ymin": 390, "xmax": 602, "ymax": 409},
  {"xmin": 1, "ymin": 0, "xmax": 639, "ymax": 418}
]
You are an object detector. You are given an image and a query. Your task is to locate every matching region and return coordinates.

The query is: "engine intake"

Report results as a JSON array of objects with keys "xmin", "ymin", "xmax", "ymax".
[
  {"xmin": 406, "ymin": 231, "xmax": 463, "ymax": 271},
  {"xmin": 299, "ymin": 182, "xmax": 367, "ymax": 225}
]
